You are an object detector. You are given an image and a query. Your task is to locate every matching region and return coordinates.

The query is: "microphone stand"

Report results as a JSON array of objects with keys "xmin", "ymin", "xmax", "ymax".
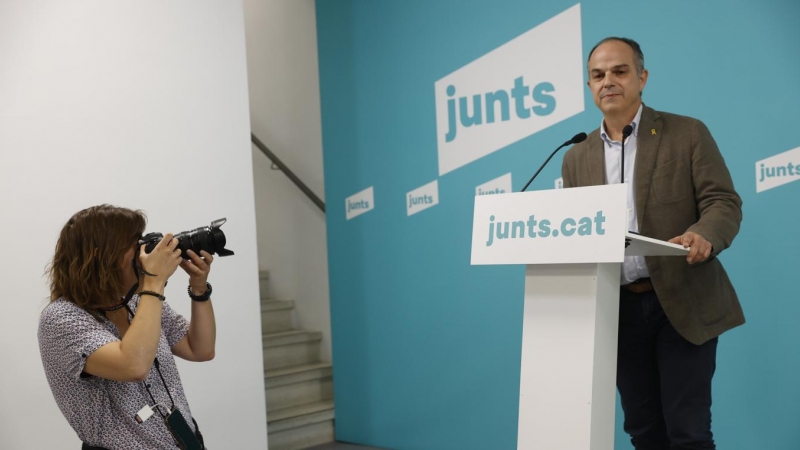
[
  {"xmin": 620, "ymin": 125, "xmax": 633, "ymax": 184},
  {"xmin": 520, "ymin": 133, "xmax": 587, "ymax": 192}
]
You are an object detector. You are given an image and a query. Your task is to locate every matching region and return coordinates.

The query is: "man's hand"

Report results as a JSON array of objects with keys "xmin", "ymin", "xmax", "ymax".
[{"xmin": 668, "ymin": 232, "xmax": 713, "ymax": 264}]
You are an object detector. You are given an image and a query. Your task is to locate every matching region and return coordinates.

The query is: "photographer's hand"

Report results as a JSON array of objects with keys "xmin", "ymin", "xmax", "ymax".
[
  {"xmin": 180, "ymin": 250, "xmax": 213, "ymax": 295},
  {"xmin": 138, "ymin": 233, "xmax": 183, "ymax": 289}
]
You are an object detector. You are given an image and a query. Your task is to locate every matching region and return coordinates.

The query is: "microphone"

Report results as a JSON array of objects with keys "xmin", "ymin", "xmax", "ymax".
[
  {"xmin": 620, "ymin": 124, "xmax": 633, "ymax": 184},
  {"xmin": 520, "ymin": 132, "xmax": 587, "ymax": 192}
]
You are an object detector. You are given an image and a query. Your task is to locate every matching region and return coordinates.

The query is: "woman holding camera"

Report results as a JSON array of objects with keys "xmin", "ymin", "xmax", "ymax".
[{"xmin": 38, "ymin": 205, "xmax": 216, "ymax": 449}]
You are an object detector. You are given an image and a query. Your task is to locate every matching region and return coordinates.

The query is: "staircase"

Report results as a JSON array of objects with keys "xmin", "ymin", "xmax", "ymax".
[{"xmin": 260, "ymin": 271, "xmax": 335, "ymax": 450}]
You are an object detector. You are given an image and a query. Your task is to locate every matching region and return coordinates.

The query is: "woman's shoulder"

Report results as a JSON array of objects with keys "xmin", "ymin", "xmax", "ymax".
[
  {"xmin": 39, "ymin": 298, "xmax": 100, "ymax": 331},
  {"xmin": 41, "ymin": 297, "xmax": 85, "ymax": 317}
]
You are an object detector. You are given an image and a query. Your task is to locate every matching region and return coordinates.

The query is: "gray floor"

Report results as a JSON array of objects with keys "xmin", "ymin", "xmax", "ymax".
[{"xmin": 307, "ymin": 442, "xmax": 387, "ymax": 450}]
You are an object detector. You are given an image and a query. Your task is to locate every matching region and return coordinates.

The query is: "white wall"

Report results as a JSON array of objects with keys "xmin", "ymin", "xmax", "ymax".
[
  {"xmin": 243, "ymin": 0, "xmax": 332, "ymax": 361},
  {"xmin": 0, "ymin": 1, "xmax": 268, "ymax": 448}
]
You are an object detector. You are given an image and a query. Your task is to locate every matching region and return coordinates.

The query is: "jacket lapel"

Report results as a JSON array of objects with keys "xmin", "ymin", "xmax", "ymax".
[
  {"xmin": 584, "ymin": 132, "xmax": 606, "ymax": 186},
  {"xmin": 634, "ymin": 105, "xmax": 662, "ymax": 228}
]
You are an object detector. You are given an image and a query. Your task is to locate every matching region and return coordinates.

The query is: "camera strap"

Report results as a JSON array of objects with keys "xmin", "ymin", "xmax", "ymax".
[
  {"xmin": 131, "ymin": 250, "xmax": 158, "ymax": 278},
  {"xmin": 123, "ymin": 304, "xmax": 204, "ymax": 449},
  {"xmin": 98, "ymin": 252, "xmax": 151, "ymax": 313},
  {"xmin": 97, "ymin": 252, "xmax": 161, "ymax": 314},
  {"xmin": 97, "ymin": 282, "xmax": 139, "ymax": 313}
]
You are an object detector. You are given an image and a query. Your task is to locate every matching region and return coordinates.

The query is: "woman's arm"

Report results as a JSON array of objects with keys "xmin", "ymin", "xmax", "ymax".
[
  {"xmin": 171, "ymin": 249, "xmax": 216, "ymax": 362},
  {"xmin": 84, "ymin": 235, "xmax": 183, "ymax": 381}
]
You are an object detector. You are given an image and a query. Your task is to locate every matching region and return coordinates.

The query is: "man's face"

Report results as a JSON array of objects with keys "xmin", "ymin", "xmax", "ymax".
[{"xmin": 587, "ymin": 40, "xmax": 648, "ymax": 117}]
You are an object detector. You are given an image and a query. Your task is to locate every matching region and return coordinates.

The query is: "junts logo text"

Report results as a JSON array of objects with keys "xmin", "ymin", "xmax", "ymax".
[
  {"xmin": 485, "ymin": 210, "xmax": 607, "ymax": 246},
  {"xmin": 434, "ymin": 4, "xmax": 585, "ymax": 176},
  {"xmin": 756, "ymin": 145, "xmax": 800, "ymax": 193}
]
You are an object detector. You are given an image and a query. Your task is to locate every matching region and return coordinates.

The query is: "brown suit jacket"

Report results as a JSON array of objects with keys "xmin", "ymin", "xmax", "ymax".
[{"xmin": 561, "ymin": 105, "xmax": 744, "ymax": 345}]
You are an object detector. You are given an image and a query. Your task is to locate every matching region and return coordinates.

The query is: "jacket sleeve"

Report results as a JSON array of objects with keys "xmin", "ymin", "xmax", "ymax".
[{"xmin": 685, "ymin": 119, "xmax": 743, "ymax": 256}]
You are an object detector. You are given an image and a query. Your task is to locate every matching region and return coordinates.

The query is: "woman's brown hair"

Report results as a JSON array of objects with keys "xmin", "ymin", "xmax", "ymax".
[{"xmin": 47, "ymin": 205, "xmax": 147, "ymax": 318}]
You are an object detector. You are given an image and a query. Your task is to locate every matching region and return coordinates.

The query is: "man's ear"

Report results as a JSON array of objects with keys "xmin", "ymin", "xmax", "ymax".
[{"xmin": 638, "ymin": 69, "xmax": 649, "ymax": 96}]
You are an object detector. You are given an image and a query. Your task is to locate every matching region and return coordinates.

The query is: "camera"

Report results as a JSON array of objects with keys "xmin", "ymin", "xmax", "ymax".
[{"xmin": 140, "ymin": 218, "xmax": 234, "ymax": 258}]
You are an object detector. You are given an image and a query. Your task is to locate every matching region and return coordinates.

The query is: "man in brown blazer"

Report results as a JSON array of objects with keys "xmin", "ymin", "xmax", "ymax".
[{"xmin": 561, "ymin": 37, "xmax": 744, "ymax": 450}]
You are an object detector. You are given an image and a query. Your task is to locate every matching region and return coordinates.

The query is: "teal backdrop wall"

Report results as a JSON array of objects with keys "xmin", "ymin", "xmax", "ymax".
[{"xmin": 316, "ymin": 1, "xmax": 800, "ymax": 449}]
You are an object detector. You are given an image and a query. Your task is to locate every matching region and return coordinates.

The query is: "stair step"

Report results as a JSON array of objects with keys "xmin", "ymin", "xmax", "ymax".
[
  {"xmin": 268, "ymin": 400, "xmax": 335, "ymax": 426},
  {"xmin": 264, "ymin": 367, "xmax": 333, "ymax": 410},
  {"xmin": 263, "ymin": 331, "xmax": 323, "ymax": 370},
  {"xmin": 268, "ymin": 419, "xmax": 334, "ymax": 450},
  {"xmin": 263, "ymin": 330, "xmax": 322, "ymax": 347},
  {"xmin": 266, "ymin": 378, "xmax": 333, "ymax": 412},
  {"xmin": 261, "ymin": 300, "xmax": 295, "ymax": 333},
  {"xmin": 268, "ymin": 401, "xmax": 335, "ymax": 450},
  {"xmin": 262, "ymin": 299, "xmax": 295, "ymax": 312},
  {"xmin": 265, "ymin": 362, "xmax": 333, "ymax": 388}
]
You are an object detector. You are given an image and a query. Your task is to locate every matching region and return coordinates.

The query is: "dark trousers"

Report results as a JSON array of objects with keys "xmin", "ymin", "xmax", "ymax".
[{"xmin": 617, "ymin": 289, "xmax": 718, "ymax": 450}]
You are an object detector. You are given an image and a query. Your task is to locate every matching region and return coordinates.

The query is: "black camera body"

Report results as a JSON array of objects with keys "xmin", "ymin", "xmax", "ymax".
[{"xmin": 140, "ymin": 218, "xmax": 234, "ymax": 259}]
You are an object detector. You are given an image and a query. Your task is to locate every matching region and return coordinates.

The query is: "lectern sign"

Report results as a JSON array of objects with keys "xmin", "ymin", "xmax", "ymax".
[
  {"xmin": 469, "ymin": 184, "xmax": 680, "ymax": 450},
  {"xmin": 471, "ymin": 184, "xmax": 627, "ymax": 265}
]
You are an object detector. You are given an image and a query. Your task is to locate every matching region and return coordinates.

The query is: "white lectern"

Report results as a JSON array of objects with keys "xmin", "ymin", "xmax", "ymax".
[{"xmin": 470, "ymin": 185, "xmax": 688, "ymax": 450}]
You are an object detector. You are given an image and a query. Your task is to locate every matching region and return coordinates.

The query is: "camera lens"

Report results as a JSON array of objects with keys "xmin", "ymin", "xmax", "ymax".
[{"xmin": 140, "ymin": 219, "xmax": 234, "ymax": 258}]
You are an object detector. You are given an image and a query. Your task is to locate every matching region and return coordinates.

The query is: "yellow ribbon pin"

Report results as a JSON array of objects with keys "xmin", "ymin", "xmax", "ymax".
[{"xmin": 651, "ymin": 128, "xmax": 657, "ymax": 135}]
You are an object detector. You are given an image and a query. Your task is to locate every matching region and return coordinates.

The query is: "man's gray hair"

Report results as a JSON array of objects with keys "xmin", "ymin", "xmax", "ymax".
[{"xmin": 588, "ymin": 37, "xmax": 645, "ymax": 77}]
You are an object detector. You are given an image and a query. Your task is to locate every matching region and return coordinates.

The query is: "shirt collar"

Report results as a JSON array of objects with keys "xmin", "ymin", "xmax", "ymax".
[{"xmin": 600, "ymin": 103, "xmax": 643, "ymax": 144}]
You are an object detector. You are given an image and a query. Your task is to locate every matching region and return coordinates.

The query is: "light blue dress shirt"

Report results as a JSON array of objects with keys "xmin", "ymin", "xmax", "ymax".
[{"xmin": 600, "ymin": 104, "xmax": 650, "ymax": 285}]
